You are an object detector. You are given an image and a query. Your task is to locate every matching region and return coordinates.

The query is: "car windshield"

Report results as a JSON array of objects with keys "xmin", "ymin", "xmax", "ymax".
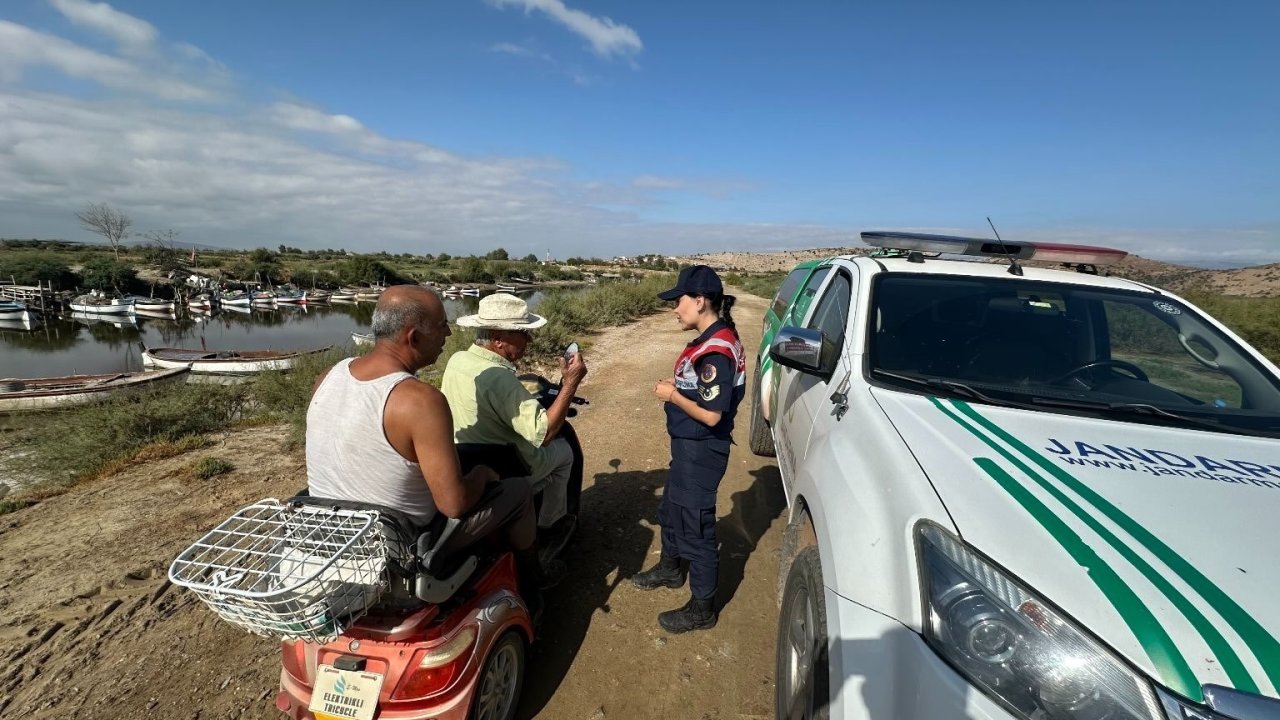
[{"xmin": 868, "ymin": 274, "xmax": 1280, "ymax": 437}]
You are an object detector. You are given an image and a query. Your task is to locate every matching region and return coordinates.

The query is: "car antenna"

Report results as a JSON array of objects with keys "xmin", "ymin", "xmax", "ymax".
[{"xmin": 987, "ymin": 217, "xmax": 1023, "ymax": 276}]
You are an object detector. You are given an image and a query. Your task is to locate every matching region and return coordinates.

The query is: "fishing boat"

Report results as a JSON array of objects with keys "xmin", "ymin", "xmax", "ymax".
[
  {"xmin": 273, "ymin": 289, "xmax": 305, "ymax": 305},
  {"xmin": 123, "ymin": 296, "xmax": 177, "ymax": 313},
  {"xmin": 187, "ymin": 293, "xmax": 217, "ymax": 310},
  {"xmin": 495, "ymin": 283, "xmax": 517, "ymax": 293},
  {"xmin": 69, "ymin": 294, "xmax": 135, "ymax": 315},
  {"xmin": 460, "ymin": 287, "xmax": 481, "ymax": 297},
  {"xmin": 350, "ymin": 332, "xmax": 374, "ymax": 347},
  {"xmin": 354, "ymin": 287, "xmax": 384, "ymax": 302},
  {"xmin": 329, "ymin": 290, "xmax": 357, "ymax": 303},
  {"xmin": 302, "ymin": 289, "xmax": 331, "ymax": 304},
  {"xmin": 0, "ymin": 368, "xmax": 190, "ymax": 412},
  {"xmin": 221, "ymin": 291, "xmax": 252, "ymax": 307},
  {"xmin": 0, "ymin": 301, "xmax": 38, "ymax": 327},
  {"xmin": 141, "ymin": 345, "xmax": 332, "ymax": 374},
  {"xmin": 250, "ymin": 290, "xmax": 276, "ymax": 306}
]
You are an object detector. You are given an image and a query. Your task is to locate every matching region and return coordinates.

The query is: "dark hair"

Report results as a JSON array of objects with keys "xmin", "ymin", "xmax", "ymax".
[{"xmin": 702, "ymin": 292, "xmax": 738, "ymax": 338}]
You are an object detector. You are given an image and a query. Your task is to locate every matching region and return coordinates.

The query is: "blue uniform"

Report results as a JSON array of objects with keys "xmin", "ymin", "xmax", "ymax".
[{"xmin": 660, "ymin": 320, "xmax": 745, "ymax": 601}]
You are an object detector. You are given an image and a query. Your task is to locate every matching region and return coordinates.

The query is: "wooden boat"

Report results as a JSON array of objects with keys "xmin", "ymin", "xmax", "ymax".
[
  {"xmin": 220, "ymin": 291, "xmax": 252, "ymax": 307},
  {"xmin": 273, "ymin": 289, "xmax": 305, "ymax": 305},
  {"xmin": 0, "ymin": 302, "xmax": 38, "ymax": 327},
  {"xmin": 302, "ymin": 290, "xmax": 330, "ymax": 304},
  {"xmin": 495, "ymin": 283, "xmax": 517, "ymax": 292},
  {"xmin": 350, "ymin": 332, "xmax": 374, "ymax": 347},
  {"xmin": 460, "ymin": 288, "xmax": 481, "ymax": 297},
  {"xmin": 250, "ymin": 290, "xmax": 276, "ymax": 306},
  {"xmin": 141, "ymin": 345, "xmax": 332, "ymax": 374},
  {"xmin": 0, "ymin": 368, "xmax": 190, "ymax": 412},
  {"xmin": 354, "ymin": 287, "xmax": 384, "ymax": 301},
  {"xmin": 187, "ymin": 293, "xmax": 217, "ymax": 310},
  {"xmin": 329, "ymin": 290, "xmax": 357, "ymax": 303},
  {"xmin": 70, "ymin": 294, "xmax": 135, "ymax": 315},
  {"xmin": 123, "ymin": 296, "xmax": 176, "ymax": 313}
]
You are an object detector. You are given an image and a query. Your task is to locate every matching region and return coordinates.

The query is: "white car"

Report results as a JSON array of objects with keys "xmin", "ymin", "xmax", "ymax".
[{"xmin": 757, "ymin": 232, "xmax": 1280, "ymax": 720}]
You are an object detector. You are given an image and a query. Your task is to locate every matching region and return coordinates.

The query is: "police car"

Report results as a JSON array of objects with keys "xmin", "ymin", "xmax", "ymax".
[{"xmin": 755, "ymin": 232, "xmax": 1280, "ymax": 720}]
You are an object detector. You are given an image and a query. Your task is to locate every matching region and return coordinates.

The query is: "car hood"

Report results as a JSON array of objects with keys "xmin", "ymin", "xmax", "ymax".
[{"xmin": 873, "ymin": 389, "xmax": 1280, "ymax": 701}]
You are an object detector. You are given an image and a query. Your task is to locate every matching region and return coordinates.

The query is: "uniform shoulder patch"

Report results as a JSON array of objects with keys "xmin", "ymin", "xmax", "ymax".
[
  {"xmin": 699, "ymin": 362, "xmax": 717, "ymax": 383},
  {"xmin": 698, "ymin": 384, "xmax": 721, "ymax": 402}
]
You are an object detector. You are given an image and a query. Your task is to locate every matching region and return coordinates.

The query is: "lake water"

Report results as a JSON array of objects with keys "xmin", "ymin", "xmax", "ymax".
[{"xmin": 0, "ymin": 291, "xmax": 548, "ymax": 379}]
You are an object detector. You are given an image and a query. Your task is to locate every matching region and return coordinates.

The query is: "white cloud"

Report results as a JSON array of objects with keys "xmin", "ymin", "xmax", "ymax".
[
  {"xmin": 486, "ymin": 0, "xmax": 642, "ymax": 60},
  {"xmin": 0, "ymin": 20, "xmax": 218, "ymax": 102},
  {"xmin": 49, "ymin": 0, "xmax": 157, "ymax": 55}
]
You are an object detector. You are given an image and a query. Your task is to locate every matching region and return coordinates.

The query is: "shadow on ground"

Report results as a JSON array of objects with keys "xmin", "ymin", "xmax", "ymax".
[
  {"xmin": 718, "ymin": 464, "xmax": 787, "ymax": 608},
  {"xmin": 517, "ymin": 463, "xmax": 665, "ymax": 718}
]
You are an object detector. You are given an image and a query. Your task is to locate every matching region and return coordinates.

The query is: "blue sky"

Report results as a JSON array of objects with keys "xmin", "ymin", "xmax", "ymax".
[{"xmin": 1, "ymin": 1, "xmax": 1277, "ymax": 266}]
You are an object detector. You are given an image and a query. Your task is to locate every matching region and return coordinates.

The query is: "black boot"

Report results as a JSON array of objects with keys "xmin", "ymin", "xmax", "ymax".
[
  {"xmin": 658, "ymin": 596, "xmax": 717, "ymax": 633},
  {"xmin": 631, "ymin": 556, "xmax": 686, "ymax": 590}
]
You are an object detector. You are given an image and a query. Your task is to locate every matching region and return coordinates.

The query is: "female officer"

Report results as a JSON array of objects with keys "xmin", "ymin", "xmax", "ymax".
[{"xmin": 632, "ymin": 265, "xmax": 745, "ymax": 633}]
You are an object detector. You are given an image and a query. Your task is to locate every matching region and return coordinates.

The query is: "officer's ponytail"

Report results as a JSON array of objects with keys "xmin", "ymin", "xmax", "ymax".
[{"xmin": 709, "ymin": 293, "xmax": 738, "ymax": 338}]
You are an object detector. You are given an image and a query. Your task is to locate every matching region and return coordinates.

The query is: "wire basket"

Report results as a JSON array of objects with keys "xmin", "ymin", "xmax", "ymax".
[{"xmin": 169, "ymin": 499, "xmax": 390, "ymax": 644}]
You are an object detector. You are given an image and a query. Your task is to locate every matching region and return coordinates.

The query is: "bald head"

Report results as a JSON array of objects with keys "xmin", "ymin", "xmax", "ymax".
[{"xmin": 371, "ymin": 286, "xmax": 445, "ymax": 340}]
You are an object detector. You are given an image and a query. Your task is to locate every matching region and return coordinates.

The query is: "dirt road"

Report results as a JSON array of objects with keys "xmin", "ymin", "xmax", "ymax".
[{"xmin": 0, "ymin": 290, "xmax": 785, "ymax": 720}]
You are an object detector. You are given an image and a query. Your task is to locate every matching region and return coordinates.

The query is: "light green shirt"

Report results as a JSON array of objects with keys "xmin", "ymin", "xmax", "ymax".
[{"xmin": 441, "ymin": 344, "xmax": 555, "ymax": 477}]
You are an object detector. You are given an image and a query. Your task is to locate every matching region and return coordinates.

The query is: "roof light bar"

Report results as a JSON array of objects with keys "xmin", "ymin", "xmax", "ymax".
[{"xmin": 860, "ymin": 232, "xmax": 1127, "ymax": 266}]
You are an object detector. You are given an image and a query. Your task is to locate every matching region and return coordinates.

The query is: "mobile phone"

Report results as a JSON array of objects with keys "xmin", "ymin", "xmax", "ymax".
[{"xmin": 563, "ymin": 341, "xmax": 579, "ymax": 361}]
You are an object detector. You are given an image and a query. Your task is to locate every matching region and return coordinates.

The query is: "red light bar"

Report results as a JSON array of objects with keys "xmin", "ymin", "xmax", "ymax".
[
  {"xmin": 1027, "ymin": 242, "xmax": 1128, "ymax": 266},
  {"xmin": 861, "ymin": 232, "xmax": 1126, "ymax": 266}
]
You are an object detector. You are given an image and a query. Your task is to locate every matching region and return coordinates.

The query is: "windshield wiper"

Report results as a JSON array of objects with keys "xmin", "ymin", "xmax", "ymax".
[
  {"xmin": 1030, "ymin": 396, "xmax": 1278, "ymax": 438},
  {"xmin": 871, "ymin": 369, "xmax": 1022, "ymax": 408}
]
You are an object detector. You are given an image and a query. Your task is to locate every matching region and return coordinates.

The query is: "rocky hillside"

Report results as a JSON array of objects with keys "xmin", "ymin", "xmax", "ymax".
[{"xmin": 684, "ymin": 248, "xmax": 1280, "ymax": 297}]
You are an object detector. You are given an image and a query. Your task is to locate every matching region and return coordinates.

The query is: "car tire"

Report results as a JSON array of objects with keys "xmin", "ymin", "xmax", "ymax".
[
  {"xmin": 748, "ymin": 365, "xmax": 777, "ymax": 457},
  {"xmin": 471, "ymin": 630, "xmax": 525, "ymax": 720},
  {"xmin": 775, "ymin": 547, "xmax": 829, "ymax": 720}
]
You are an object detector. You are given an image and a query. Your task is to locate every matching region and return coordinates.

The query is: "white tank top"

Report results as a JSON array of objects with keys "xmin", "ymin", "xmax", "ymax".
[{"xmin": 306, "ymin": 358, "xmax": 437, "ymax": 523}]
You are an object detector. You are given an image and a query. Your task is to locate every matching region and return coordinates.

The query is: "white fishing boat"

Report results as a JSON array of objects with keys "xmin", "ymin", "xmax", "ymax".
[
  {"xmin": 329, "ymin": 290, "xmax": 357, "ymax": 303},
  {"xmin": 0, "ymin": 368, "xmax": 190, "ymax": 412},
  {"xmin": 250, "ymin": 290, "xmax": 276, "ymax": 306},
  {"xmin": 69, "ymin": 294, "xmax": 135, "ymax": 315},
  {"xmin": 460, "ymin": 288, "xmax": 481, "ymax": 297},
  {"xmin": 350, "ymin": 332, "xmax": 374, "ymax": 347},
  {"xmin": 273, "ymin": 289, "xmax": 305, "ymax": 305},
  {"xmin": 302, "ymin": 290, "xmax": 331, "ymax": 304},
  {"xmin": 495, "ymin": 283, "xmax": 517, "ymax": 292},
  {"xmin": 142, "ymin": 345, "xmax": 332, "ymax": 374},
  {"xmin": 221, "ymin": 291, "xmax": 252, "ymax": 307},
  {"xmin": 0, "ymin": 302, "xmax": 38, "ymax": 327},
  {"xmin": 187, "ymin": 293, "xmax": 217, "ymax": 310},
  {"xmin": 123, "ymin": 296, "xmax": 176, "ymax": 313},
  {"xmin": 354, "ymin": 287, "xmax": 384, "ymax": 302}
]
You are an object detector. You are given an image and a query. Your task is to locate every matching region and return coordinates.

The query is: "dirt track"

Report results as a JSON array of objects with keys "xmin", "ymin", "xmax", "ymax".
[{"xmin": 0, "ymin": 290, "xmax": 785, "ymax": 720}]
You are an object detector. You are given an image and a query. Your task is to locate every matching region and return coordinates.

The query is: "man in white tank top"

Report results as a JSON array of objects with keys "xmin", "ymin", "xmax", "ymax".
[{"xmin": 306, "ymin": 286, "xmax": 558, "ymax": 602}]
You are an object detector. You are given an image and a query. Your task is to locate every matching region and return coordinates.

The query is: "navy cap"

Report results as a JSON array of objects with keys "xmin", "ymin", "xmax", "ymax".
[{"xmin": 658, "ymin": 265, "xmax": 723, "ymax": 301}]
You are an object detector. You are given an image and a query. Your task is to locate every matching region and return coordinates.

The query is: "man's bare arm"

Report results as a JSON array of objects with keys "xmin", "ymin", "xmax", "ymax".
[{"xmin": 391, "ymin": 382, "xmax": 488, "ymax": 518}]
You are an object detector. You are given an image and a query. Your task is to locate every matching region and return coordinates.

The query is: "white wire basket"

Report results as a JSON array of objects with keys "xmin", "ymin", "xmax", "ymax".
[{"xmin": 169, "ymin": 498, "xmax": 391, "ymax": 644}]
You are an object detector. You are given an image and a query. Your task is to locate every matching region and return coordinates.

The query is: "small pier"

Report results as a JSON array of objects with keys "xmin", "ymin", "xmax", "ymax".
[{"xmin": 0, "ymin": 281, "xmax": 60, "ymax": 314}]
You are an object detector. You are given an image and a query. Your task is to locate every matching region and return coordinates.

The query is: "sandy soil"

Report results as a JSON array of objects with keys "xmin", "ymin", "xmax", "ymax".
[{"xmin": 0, "ymin": 292, "xmax": 784, "ymax": 720}]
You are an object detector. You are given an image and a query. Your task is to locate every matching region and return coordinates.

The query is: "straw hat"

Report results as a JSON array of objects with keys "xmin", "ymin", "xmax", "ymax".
[{"xmin": 456, "ymin": 293, "xmax": 547, "ymax": 330}]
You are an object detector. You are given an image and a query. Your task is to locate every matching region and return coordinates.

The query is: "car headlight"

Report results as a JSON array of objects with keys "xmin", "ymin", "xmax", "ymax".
[{"xmin": 918, "ymin": 524, "xmax": 1165, "ymax": 720}]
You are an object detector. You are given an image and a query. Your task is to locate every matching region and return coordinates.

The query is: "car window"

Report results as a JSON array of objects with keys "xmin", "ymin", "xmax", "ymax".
[
  {"xmin": 1102, "ymin": 299, "xmax": 1244, "ymax": 407},
  {"xmin": 867, "ymin": 274, "xmax": 1280, "ymax": 437},
  {"xmin": 806, "ymin": 271, "xmax": 853, "ymax": 369},
  {"xmin": 789, "ymin": 267, "xmax": 830, "ymax": 325},
  {"xmin": 771, "ymin": 267, "xmax": 813, "ymax": 319}
]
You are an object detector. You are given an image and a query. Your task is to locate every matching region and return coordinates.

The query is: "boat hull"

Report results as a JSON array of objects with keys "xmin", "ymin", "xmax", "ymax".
[
  {"xmin": 0, "ymin": 368, "xmax": 190, "ymax": 412},
  {"xmin": 142, "ymin": 346, "xmax": 332, "ymax": 374}
]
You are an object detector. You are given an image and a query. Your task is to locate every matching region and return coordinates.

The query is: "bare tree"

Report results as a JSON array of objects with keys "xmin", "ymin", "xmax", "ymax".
[
  {"xmin": 142, "ymin": 228, "xmax": 180, "ymax": 249},
  {"xmin": 75, "ymin": 202, "xmax": 131, "ymax": 260}
]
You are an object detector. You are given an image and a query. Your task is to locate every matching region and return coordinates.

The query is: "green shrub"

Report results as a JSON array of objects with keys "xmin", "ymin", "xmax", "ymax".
[
  {"xmin": 17, "ymin": 383, "xmax": 249, "ymax": 486},
  {"xmin": 79, "ymin": 257, "xmax": 140, "ymax": 292},
  {"xmin": 725, "ymin": 272, "xmax": 786, "ymax": 300},
  {"xmin": 194, "ymin": 457, "xmax": 235, "ymax": 479},
  {"xmin": 0, "ymin": 252, "xmax": 80, "ymax": 289}
]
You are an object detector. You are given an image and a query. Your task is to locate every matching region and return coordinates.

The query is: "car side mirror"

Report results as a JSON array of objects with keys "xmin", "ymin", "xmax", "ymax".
[{"xmin": 770, "ymin": 326, "xmax": 831, "ymax": 379}]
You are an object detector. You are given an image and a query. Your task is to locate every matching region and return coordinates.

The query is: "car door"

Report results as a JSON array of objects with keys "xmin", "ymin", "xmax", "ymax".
[
  {"xmin": 791, "ymin": 268, "xmax": 856, "ymax": 463},
  {"xmin": 773, "ymin": 266, "xmax": 841, "ymax": 481}
]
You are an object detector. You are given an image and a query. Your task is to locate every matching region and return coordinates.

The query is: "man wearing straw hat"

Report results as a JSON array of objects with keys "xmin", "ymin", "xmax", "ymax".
[{"xmin": 443, "ymin": 292, "xmax": 587, "ymax": 559}]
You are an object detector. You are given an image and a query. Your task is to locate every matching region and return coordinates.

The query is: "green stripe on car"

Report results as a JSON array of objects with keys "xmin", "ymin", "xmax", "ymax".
[
  {"xmin": 953, "ymin": 400, "xmax": 1280, "ymax": 695},
  {"xmin": 931, "ymin": 398, "xmax": 1201, "ymax": 698}
]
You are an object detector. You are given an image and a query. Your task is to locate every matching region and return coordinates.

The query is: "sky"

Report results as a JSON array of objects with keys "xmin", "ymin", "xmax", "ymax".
[{"xmin": 0, "ymin": 1, "xmax": 1277, "ymax": 267}]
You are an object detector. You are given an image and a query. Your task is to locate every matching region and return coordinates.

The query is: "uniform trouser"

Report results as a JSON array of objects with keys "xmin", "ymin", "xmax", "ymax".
[
  {"xmin": 530, "ymin": 436, "xmax": 574, "ymax": 528},
  {"xmin": 659, "ymin": 437, "xmax": 731, "ymax": 602}
]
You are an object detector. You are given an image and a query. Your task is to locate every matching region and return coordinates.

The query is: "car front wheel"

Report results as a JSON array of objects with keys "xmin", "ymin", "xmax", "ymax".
[
  {"xmin": 748, "ymin": 365, "xmax": 777, "ymax": 457},
  {"xmin": 775, "ymin": 547, "xmax": 829, "ymax": 720}
]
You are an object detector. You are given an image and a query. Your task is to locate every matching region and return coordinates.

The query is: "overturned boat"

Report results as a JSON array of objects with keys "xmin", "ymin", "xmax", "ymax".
[
  {"xmin": 0, "ymin": 368, "xmax": 190, "ymax": 412},
  {"xmin": 141, "ymin": 344, "xmax": 332, "ymax": 374}
]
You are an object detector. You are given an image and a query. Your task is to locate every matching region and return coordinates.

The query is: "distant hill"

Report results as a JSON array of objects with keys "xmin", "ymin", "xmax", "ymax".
[{"xmin": 684, "ymin": 248, "xmax": 1280, "ymax": 298}]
